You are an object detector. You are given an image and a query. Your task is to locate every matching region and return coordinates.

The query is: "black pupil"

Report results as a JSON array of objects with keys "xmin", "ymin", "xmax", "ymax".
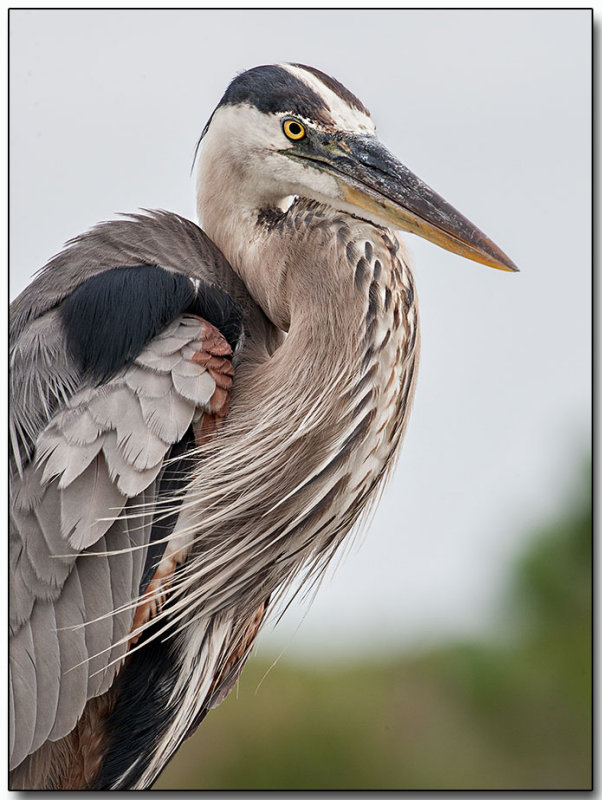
[{"xmin": 289, "ymin": 122, "xmax": 302, "ymax": 136}]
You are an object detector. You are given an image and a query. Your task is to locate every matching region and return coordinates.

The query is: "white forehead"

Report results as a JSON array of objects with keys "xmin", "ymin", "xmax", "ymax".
[{"xmin": 280, "ymin": 64, "xmax": 376, "ymax": 135}]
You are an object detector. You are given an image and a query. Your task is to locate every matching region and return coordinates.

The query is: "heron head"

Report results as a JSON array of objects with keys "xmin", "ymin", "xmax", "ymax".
[{"xmin": 196, "ymin": 63, "xmax": 517, "ymax": 273}]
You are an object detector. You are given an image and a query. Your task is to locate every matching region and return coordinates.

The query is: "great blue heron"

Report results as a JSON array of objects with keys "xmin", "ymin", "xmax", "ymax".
[{"xmin": 9, "ymin": 63, "xmax": 516, "ymax": 789}]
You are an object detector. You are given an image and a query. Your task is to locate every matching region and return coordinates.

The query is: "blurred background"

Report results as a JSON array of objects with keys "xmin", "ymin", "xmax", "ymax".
[
  {"xmin": 156, "ymin": 464, "xmax": 591, "ymax": 790},
  {"xmin": 10, "ymin": 9, "xmax": 591, "ymax": 791}
]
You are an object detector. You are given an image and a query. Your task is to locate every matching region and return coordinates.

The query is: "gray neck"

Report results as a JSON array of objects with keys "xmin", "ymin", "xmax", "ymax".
[{"xmin": 182, "ymin": 196, "xmax": 419, "ymax": 618}]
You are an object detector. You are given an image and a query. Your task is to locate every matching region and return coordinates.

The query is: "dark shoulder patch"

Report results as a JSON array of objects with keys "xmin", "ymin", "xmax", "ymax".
[
  {"xmin": 61, "ymin": 264, "xmax": 242, "ymax": 384},
  {"xmin": 217, "ymin": 64, "xmax": 332, "ymax": 126},
  {"xmin": 291, "ymin": 64, "xmax": 371, "ymax": 117}
]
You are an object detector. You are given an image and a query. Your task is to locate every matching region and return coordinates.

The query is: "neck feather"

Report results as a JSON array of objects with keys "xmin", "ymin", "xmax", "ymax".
[{"xmin": 172, "ymin": 200, "xmax": 419, "ymax": 623}]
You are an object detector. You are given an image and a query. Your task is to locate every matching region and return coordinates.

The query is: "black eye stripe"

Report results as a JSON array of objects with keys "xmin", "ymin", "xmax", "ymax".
[{"xmin": 216, "ymin": 65, "xmax": 333, "ymax": 127}]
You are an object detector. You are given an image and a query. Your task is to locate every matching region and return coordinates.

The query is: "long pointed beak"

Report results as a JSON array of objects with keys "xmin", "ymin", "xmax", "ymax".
[{"xmin": 302, "ymin": 133, "xmax": 518, "ymax": 272}]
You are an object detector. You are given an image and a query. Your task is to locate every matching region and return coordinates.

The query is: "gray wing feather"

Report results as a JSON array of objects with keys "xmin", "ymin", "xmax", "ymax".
[
  {"xmin": 102, "ymin": 513, "xmax": 137, "ymax": 690},
  {"xmin": 59, "ymin": 407, "xmax": 103, "ymax": 445},
  {"xmin": 10, "ymin": 309, "xmax": 81, "ymax": 475},
  {"xmin": 172, "ymin": 363, "xmax": 216, "ymax": 405},
  {"xmin": 20, "ymin": 511, "xmax": 70, "ymax": 593},
  {"xmin": 9, "ymin": 666, "xmax": 16, "ymax": 765},
  {"xmin": 86, "ymin": 386, "xmax": 146, "ymax": 439},
  {"xmin": 59, "ymin": 453, "xmax": 127, "ymax": 551},
  {"xmin": 10, "ymin": 620, "xmax": 38, "ymax": 762},
  {"xmin": 10, "ymin": 527, "xmax": 36, "ymax": 633},
  {"xmin": 10, "ymin": 211, "xmax": 280, "ymax": 775},
  {"xmin": 10, "ymin": 529, "xmax": 58, "ymax": 608},
  {"xmin": 138, "ymin": 389, "xmax": 197, "ymax": 444},
  {"xmin": 80, "ymin": 535, "xmax": 119, "ymax": 697},
  {"xmin": 102, "ymin": 432, "xmax": 165, "ymax": 499},
  {"xmin": 10, "ymin": 501, "xmax": 71, "ymax": 631},
  {"xmin": 32, "ymin": 484, "xmax": 77, "ymax": 587},
  {"xmin": 119, "ymin": 427, "xmax": 167, "ymax": 472},
  {"xmin": 143, "ymin": 323, "xmax": 191, "ymax": 356},
  {"xmin": 37, "ymin": 435, "xmax": 104, "ymax": 490},
  {"xmin": 10, "ymin": 311, "xmax": 223, "ymax": 771},
  {"xmin": 12, "ymin": 465, "xmax": 45, "ymax": 512},
  {"xmin": 124, "ymin": 365, "xmax": 172, "ymax": 398},
  {"xmin": 135, "ymin": 348, "xmax": 183, "ymax": 372},
  {"xmin": 49, "ymin": 566, "xmax": 89, "ymax": 741},
  {"xmin": 29, "ymin": 603, "xmax": 61, "ymax": 753}
]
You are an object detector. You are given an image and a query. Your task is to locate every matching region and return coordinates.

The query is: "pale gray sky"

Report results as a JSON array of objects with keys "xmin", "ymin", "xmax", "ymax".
[{"xmin": 9, "ymin": 9, "xmax": 591, "ymax": 660}]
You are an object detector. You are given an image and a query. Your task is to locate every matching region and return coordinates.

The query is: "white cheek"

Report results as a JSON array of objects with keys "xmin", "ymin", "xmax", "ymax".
[
  {"xmin": 295, "ymin": 164, "xmax": 340, "ymax": 200},
  {"xmin": 203, "ymin": 104, "xmax": 291, "ymax": 165},
  {"xmin": 264, "ymin": 152, "xmax": 341, "ymax": 202}
]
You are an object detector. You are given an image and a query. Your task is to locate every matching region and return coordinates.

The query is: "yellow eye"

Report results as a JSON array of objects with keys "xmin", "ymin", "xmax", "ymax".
[{"xmin": 283, "ymin": 119, "xmax": 306, "ymax": 141}]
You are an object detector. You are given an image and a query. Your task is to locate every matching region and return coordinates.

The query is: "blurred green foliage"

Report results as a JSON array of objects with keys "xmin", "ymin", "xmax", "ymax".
[{"xmin": 155, "ymin": 467, "xmax": 591, "ymax": 790}]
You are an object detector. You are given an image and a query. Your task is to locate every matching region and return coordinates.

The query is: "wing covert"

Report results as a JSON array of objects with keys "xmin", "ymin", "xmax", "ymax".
[{"xmin": 10, "ymin": 311, "xmax": 237, "ymax": 773}]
